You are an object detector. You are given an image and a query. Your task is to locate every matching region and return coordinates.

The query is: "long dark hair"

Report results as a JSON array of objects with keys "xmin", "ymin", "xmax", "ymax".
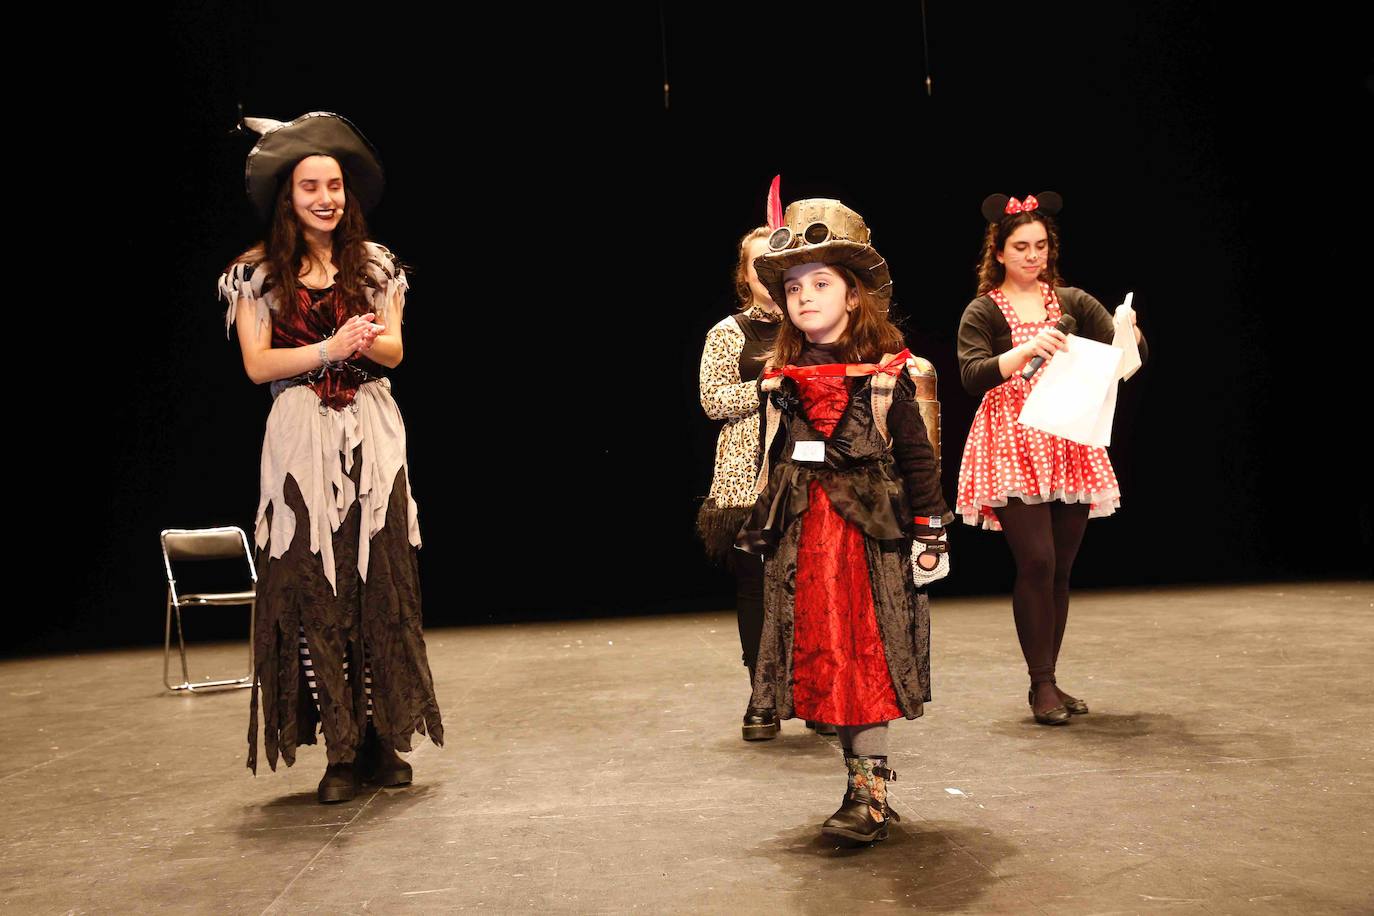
[
  {"xmin": 237, "ymin": 157, "xmax": 375, "ymax": 320},
  {"xmin": 769, "ymin": 264, "xmax": 905, "ymax": 367},
  {"xmin": 975, "ymin": 211, "xmax": 1065, "ymax": 295}
]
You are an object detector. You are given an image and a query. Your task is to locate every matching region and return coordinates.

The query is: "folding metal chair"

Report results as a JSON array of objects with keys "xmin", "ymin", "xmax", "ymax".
[{"xmin": 160, "ymin": 526, "xmax": 257, "ymax": 692}]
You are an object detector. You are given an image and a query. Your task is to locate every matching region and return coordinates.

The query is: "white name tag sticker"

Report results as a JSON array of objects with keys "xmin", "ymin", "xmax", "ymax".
[{"xmin": 792, "ymin": 441, "xmax": 825, "ymax": 463}]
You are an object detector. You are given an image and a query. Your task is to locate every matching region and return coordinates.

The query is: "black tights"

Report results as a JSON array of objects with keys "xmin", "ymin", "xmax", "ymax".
[
  {"xmin": 992, "ymin": 499, "xmax": 1090, "ymax": 685},
  {"xmin": 729, "ymin": 551, "xmax": 765, "ymax": 676}
]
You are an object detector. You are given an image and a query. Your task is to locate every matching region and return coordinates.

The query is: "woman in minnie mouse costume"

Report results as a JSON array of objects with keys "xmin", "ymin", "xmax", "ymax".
[
  {"xmin": 738, "ymin": 198, "xmax": 952, "ymax": 846},
  {"xmin": 219, "ymin": 112, "xmax": 442, "ymax": 802},
  {"xmin": 955, "ymin": 192, "xmax": 1147, "ymax": 725}
]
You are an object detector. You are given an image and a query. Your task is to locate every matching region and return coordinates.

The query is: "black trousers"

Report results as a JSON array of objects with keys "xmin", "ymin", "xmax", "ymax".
[{"xmin": 729, "ymin": 551, "xmax": 765, "ymax": 676}]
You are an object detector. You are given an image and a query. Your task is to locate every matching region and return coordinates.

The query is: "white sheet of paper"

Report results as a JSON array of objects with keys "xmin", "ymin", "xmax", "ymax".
[
  {"xmin": 1089, "ymin": 366, "xmax": 1121, "ymax": 446},
  {"xmin": 792, "ymin": 440, "xmax": 825, "ymax": 463},
  {"xmin": 1114, "ymin": 299, "xmax": 1141, "ymax": 380},
  {"xmin": 1017, "ymin": 334, "xmax": 1125, "ymax": 446}
]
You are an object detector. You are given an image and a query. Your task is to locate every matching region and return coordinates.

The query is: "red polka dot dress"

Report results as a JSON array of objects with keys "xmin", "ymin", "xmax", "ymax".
[{"xmin": 956, "ymin": 282, "xmax": 1121, "ymax": 530}]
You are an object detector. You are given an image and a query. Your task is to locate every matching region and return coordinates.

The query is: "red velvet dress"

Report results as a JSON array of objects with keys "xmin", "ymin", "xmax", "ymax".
[{"xmin": 791, "ymin": 375, "xmax": 903, "ymax": 725}]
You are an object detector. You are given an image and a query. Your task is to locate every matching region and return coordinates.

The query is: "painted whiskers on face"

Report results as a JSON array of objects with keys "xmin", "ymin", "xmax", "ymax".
[{"xmin": 997, "ymin": 221, "xmax": 1050, "ymax": 286}]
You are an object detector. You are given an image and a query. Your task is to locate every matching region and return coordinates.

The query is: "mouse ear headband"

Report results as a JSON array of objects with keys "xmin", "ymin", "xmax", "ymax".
[{"xmin": 980, "ymin": 191, "xmax": 1063, "ymax": 224}]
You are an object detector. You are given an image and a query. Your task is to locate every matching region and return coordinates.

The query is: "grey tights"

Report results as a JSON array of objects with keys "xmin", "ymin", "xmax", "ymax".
[{"xmin": 835, "ymin": 722, "xmax": 889, "ymax": 757}]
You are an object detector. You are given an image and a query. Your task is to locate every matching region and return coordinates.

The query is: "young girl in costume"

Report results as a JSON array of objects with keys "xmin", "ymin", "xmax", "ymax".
[
  {"xmin": 738, "ymin": 198, "xmax": 951, "ymax": 845},
  {"xmin": 219, "ymin": 112, "xmax": 443, "ymax": 803},
  {"xmin": 697, "ymin": 216, "xmax": 783, "ymax": 741},
  {"xmin": 955, "ymin": 192, "xmax": 1147, "ymax": 725}
]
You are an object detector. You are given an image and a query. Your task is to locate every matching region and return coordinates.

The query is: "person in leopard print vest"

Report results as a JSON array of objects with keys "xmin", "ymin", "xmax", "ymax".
[{"xmin": 696, "ymin": 224, "xmax": 786, "ymax": 741}]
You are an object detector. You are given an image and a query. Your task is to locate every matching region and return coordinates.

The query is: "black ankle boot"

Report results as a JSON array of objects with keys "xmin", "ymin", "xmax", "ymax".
[
  {"xmin": 821, "ymin": 755, "xmax": 899, "ymax": 846},
  {"xmin": 317, "ymin": 761, "xmax": 358, "ymax": 803},
  {"xmin": 357, "ymin": 724, "xmax": 413, "ymax": 786},
  {"xmin": 742, "ymin": 661, "xmax": 778, "ymax": 741},
  {"xmin": 742, "ymin": 706, "xmax": 779, "ymax": 741}
]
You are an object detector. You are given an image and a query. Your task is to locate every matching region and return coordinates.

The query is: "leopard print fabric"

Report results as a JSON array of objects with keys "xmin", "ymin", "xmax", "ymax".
[{"xmin": 700, "ymin": 312, "xmax": 766, "ymax": 509}]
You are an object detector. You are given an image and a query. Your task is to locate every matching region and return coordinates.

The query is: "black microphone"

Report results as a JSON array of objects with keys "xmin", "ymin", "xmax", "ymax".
[{"xmin": 1020, "ymin": 314, "xmax": 1077, "ymax": 380}]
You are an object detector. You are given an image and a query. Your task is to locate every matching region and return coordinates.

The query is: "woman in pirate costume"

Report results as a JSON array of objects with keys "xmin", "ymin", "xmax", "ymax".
[
  {"xmin": 955, "ymin": 193, "xmax": 1147, "ymax": 725},
  {"xmin": 219, "ymin": 112, "xmax": 442, "ymax": 803},
  {"xmin": 738, "ymin": 199, "xmax": 952, "ymax": 846}
]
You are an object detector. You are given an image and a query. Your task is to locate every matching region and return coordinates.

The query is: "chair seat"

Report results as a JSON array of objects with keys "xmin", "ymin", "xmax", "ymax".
[{"xmin": 178, "ymin": 590, "xmax": 256, "ymax": 606}]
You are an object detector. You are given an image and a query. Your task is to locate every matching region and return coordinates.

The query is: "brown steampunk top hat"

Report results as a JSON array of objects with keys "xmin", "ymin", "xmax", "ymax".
[
  {"xmin": 753, "ymin": 198, "xmax": 892, "ymax": 307},
  {"xmin": 241, "ymin": 111, "xmax": 385, "ymax": 221}
]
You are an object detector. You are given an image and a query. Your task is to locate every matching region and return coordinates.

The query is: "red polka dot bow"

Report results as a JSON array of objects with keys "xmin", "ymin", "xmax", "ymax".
[{"xmin": 1004, "ymin": 195, "xmax": 1040, "ymax": 214}]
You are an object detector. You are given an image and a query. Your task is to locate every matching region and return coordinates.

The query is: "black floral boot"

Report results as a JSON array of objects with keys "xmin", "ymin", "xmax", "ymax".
[{"xmin": 821, "ymin": 754, "xmax": 900, "ymax": 845}]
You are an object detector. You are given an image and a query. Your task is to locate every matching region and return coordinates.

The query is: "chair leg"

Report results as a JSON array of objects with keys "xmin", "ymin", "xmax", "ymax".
[
  {"xmin": 173, "ymin": 602, "xmax": 192, "ymax": 689},
  {"xmin": 163, "ymin": 590, "xmax": 178, "ymax": 691},
  {"xmin": 163, "ymin": 594, "xmax": 256, "ymax": 694}
]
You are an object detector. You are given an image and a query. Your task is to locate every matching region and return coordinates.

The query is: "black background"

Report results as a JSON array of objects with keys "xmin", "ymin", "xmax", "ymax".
[{"xmin": 18, "ymin": 3, "xmax": 1370, "ymax": 654}]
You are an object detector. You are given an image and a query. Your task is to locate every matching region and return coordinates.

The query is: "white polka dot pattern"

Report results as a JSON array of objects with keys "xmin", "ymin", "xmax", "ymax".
[{"xmin": 955, "ymin": 282, "xmax": 1122, "ymax": 530}]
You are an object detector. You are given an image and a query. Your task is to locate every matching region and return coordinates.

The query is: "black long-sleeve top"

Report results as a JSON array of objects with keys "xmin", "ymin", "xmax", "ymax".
[{"xmin": 957, "ymin": 286, "xmax": 1150, "ymax": 397}]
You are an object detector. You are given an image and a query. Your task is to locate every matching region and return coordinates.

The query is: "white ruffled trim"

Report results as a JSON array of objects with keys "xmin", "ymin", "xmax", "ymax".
[
  {"xmin": 218, "ymin": 261, "xmax": 274, "ymax": 338},
  {"xmin": 363, "ymin": 242, "xmax": 408, "ymax": 323},
  {"xmin": 255, "ymin": 379, "xmax": 421, "ymax": 594},
  {"xmin": 958, "ymin": 486, "xmax": 1122, "ymax": 531}
]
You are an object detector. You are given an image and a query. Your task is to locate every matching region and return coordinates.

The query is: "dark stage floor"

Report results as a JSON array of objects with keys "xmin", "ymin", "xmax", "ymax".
[{"xmin": 2, "ymin": 582, "xmax": 1371, "ymax": 914}]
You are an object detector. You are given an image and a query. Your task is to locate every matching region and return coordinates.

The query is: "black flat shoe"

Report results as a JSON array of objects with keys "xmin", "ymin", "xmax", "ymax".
[
  {"xmin": 1054, "ymin": 686, "xmax": 1089, "ymax": 715},
  {"xmin": 1028, "ymin": 688, "xmax": 1070, "ymax": 726},
  {"xmin": 317, "ymin": 762, "xmax": 358, "ymax": 804},
  {"xmin": 804, "ymin": 720, "xmax": 838, "ymax": 736},
  {"xmin": 743, "ymin": 706, "xmax": 779, "ymax": 741}
]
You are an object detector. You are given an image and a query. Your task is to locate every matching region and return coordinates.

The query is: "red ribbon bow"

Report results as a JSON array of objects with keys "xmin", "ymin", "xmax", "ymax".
[
  {"xmin": 1004, "ymin": 195, "xmax": 1039, "ymax": 214},
  {"xmin": 764, "ymin": 348, "xmax": 913, "ymax": 381}
]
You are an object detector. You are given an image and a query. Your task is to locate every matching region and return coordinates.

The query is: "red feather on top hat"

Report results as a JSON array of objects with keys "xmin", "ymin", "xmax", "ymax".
[{"xmin": 766, "ymin": 175, "xmax": 783, "ymax": 231}]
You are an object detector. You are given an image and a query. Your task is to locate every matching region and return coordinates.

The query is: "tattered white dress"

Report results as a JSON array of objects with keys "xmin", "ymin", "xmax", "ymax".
[{"xmin": 219, "ymin": 242, "xmax": 442, "ymax": 773}]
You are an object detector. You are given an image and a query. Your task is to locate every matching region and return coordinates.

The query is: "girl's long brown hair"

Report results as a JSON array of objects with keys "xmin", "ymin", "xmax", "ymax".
[
  {"xmin": 975, "ymin": 211, "xmax": 1065, "ymax": 295},
  {"xmin": 769, "ymin": 264, "xmax": 905, "ymax": 367},
  {"xmin": 235, "ymin": 157, "xmax": 376, "ymax": 320}
]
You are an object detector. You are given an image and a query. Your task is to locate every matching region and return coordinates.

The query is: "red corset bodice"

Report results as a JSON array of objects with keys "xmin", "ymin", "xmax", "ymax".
[{"xmin": 273, "ymin": 288, "xmax": 385, "ymax": 410}]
